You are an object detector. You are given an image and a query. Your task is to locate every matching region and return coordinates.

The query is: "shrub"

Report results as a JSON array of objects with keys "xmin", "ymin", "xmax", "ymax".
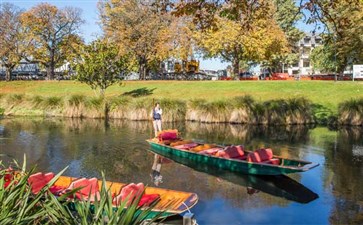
[
  {"xmin": 108, "ymin": 96, "xmax": 131, "ymax": 110},
  {"xmin": 6, "ymin": 93, "xmax": 24, "ymax": 103},
  {"xmin": 0, "ymin": 107, "xmax": 4, "ymax": 116},
  {"xmin": 44, "ymin": 96, "xmax": 63, "ymax": 108},
  {"xmin": 31, "ymin": 96, "xmax": 44, "ymax": 107},
  {"xmin": 85, "ymin": 97, "xmax": 104, "ymax": 110},
  {"xmin": 232, "ymin": 95, "xmax": 255, "ymax": 109},
  {"xmin": 68, "ymin": 94, "xmax": 86, "ymax": 107},
  {"xmin": 338, "ymin": 98, "xmax": 363, "ymax": 126},
  {"xmin": 159, "ymin": 98, "xmax": 186, "ymax": 121}
]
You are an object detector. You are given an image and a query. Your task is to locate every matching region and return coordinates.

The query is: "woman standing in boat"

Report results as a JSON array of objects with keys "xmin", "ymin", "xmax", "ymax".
[{"xmin": 151, "ymin": 102, "xmax": 162, "ymax": 137}]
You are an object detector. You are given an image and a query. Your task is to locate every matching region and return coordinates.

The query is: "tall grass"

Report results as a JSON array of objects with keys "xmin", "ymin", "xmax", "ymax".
[
  {"xmin": 6, "ymin": 93, "xmax": 24, "ymax": 103},
  {"xmin": 186, "ymin": 97, "xmax": 313, "ymax": 125},
  {"xmin": 338, "ymin": 98, "xmax": 363, "ymax": 126},
  {"xmin": 159, "ymin": 98, "xmax": 186, "ymax": 122},
  {"xmin": 68, "ymin": 94, "xmax": 86, "ymax": 107},
  {"xmin": 44, "ymin": 96, "xmax": 63, "ymax": 108},
  {"xmin": 187, "ymin": 99, "xmax": 232, "ymax": 123},
  {"xmin": 0, "ymin": 92, "xmax": 361, "ymax": 125}
]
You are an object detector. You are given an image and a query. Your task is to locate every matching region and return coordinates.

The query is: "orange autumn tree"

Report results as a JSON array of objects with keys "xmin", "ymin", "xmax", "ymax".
[
  {"xmin": 0, "ymin": 3, "xmax": 28, "ymax": 81},
  {"xmin": 193, "ymin": 0, "xmax": 288, "ymax": 76},
  {"xmin": 20, "ymin": 3, "xmax": 84, "ymax": 80},
  {"xmin": 100, "ymin": 0, "xmax": 171, "ymax": 79}
]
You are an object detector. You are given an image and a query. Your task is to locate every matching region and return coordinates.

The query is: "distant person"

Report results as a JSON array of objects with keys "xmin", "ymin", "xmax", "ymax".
[{"xmin": 151, "ymin": 102, "xmax": 162, "ymax": 137}]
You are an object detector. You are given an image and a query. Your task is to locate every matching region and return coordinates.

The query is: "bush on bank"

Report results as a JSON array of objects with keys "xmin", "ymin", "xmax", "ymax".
[
  {"xmin": 0, "ymin": 93, "xmax": 361, "ymax": 126},
  {"xmin": 338, "ymin": 98, "xmax": 363, "ymax": 126}
]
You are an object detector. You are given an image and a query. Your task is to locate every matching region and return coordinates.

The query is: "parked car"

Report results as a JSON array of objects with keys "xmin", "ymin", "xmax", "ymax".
[
  {"xmin": 259, "ymin": 71, "xmax": 270, "ymax": 80},
  {"xmin": 239, "ymin": 72, "xmax": 253, "ymax": 78}
]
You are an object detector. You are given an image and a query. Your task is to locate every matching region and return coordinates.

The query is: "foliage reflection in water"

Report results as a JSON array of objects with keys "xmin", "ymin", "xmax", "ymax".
[{"xmin": 0, "ymin": 117, "xmax": 362, "ymax": 225}]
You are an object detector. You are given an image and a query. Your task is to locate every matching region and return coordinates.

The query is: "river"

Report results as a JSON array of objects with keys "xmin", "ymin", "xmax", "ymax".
[{"xmin": 0, "ymin": 117, "xmax": 362, "ymax": 225}]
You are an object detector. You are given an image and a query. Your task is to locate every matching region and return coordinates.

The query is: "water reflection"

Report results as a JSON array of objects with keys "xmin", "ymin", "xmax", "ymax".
[
  {"xmin": 150, "ymin": 152, "xmax": 319, "ymax": 204},
  {"xmin": 0, "ymin": 117, "xmax": 362, "ymax": 224},
  {"xmin": 150, "ymin": 154, "xmax": 163, "ymax": 186}
]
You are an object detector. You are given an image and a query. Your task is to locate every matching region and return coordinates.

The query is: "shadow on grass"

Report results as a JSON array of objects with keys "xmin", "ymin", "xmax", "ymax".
[{"xmin": 122, "ymin": 87, "xmax": 156, "ymax": 97}]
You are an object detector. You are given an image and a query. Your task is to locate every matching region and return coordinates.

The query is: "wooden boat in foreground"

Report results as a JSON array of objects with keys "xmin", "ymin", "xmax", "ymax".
[
  {"xmin": 4, "ymin": 171, "xmax": 198, "ymax": 217},
  {"xmin": 146, "ymin": 130, "xmax": 319, "ymax": 176}
]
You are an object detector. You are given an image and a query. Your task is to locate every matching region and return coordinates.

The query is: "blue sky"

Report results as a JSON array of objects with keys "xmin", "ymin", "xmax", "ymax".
[{"xmin": 4, "ymin": 0, "xmax": 313, "ymax": 71}]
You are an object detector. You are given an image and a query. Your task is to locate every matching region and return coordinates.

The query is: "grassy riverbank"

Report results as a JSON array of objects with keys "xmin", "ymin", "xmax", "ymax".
[
  {"xmin": 0, "ymin": 80, "xmax": 362, "ymax": 125},
  {"xmin": 1, "ymin": 80, "xmax": 362, "ymax": 111}
]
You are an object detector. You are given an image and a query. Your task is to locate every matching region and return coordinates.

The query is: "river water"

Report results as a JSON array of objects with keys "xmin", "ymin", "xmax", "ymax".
[{"xmin": 0, "ymin": 117, "xmax": 362, "ymax": 225}]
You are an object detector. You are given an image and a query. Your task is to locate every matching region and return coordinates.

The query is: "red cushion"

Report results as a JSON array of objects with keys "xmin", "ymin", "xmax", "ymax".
[
  {"xmin": 174, "ymin": 143, "xmax": 198, "ymax": 150},
  {"xmin": 114, "ymin": 183, "xmax": 145, "ymax": 206},
  {"xmin": 69, "ymin": 178, "xmax": 99, "ymax": 200},
  {"xmin": 224, "ymin": 145, "xmax": 244, "ymax": 158},
  {"xmin": 263, "ymin": 158, "xmax": 280, "ymax": 165},
  {"xmin": 247, "ymin": 152, "xmax": 261, "ymax": 162},
  {"xmin": 49, "ymin": 185, "xmax": 64, "ymax": 194},
  {"xmin": 4, "ymin": 172, "xmax": 13, "ymax": 188},
  {"xmin": 257, "ymin": 148, "xmax": 273, "ymax": 161},
  {"xmin": 159, "ymin": 132, "xmax": 178, "ymax": 140},
  {"xmin": 199, "ymin": 148, "xmax": 221, "ymax": 155},
  {"xmin": 28, "ymin": 172, "xmax": 55, "ymax": 194},
  {"xmin": 138, "ymin": 194, "xmax": 160, "ymax": 206}
]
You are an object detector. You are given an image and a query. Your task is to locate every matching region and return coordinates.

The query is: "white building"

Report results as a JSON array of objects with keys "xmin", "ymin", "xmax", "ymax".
[{"xmin": 288, "ymin": 33, "xmax": 323, "ymax": 76}]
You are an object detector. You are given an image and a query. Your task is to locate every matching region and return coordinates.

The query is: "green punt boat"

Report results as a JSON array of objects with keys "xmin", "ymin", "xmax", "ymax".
[{"xmin": 146, "ymin": 139, "xmax": 319, "ymax": 176}]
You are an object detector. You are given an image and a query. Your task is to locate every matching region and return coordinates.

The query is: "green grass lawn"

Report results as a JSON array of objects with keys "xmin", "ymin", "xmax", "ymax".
[{"xmin": 1, "ymin": 80, "xmax": 362, "ymax": 111}]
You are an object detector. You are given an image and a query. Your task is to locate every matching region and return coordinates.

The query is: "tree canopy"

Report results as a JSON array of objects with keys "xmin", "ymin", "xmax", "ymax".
[
  {"xmin": 20, "ymin": 3, "xmax": 84, "ymax": 80},
  {"xmin": 0, "ymin": 3, "xmax": 25, "ymax": 81},
  {"xmin": 307, "ymin": 0, "xmax": 363, "ymax": 73},
  {"xmin": 75, "ymin": 39, "xmax": 130, "ymax": 96},
  {"xmin": 193, "ymin": 0, "xmax": 289, "ymax": 76}
]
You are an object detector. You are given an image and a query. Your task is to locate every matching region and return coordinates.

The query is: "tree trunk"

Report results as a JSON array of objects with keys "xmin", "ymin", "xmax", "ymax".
[
  {"xmin": 138, "ymin": 57, "xmax": 147, "ymax": 80},
  {"xmin": 232, "ymin": 57, "xmax": 239, "ymax": 78},
  {"xmin": 5, "ymin": 68, "xmax": 12, "ymax": 81},
  {"xmin": 46, "ymin": 66, "xmax": 54, "ymax": 80},
  {"xmin": 47, "ymin": 50, "xmax": 56, "ymax": 80}
]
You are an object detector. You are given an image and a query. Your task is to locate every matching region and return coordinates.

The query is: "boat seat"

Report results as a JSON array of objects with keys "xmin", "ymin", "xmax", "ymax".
[
  {"xmin": 216, "ymin": 145, "xmax": 245, "ymax": 159},
  {"xmin": 191, "ymin": 144, "xmax": 216, "ymax": 152},
  {"xmin": 2, "ymin": 169, "xmax": 14, "ymax": 188},
  {"xmin": 224, "ymin": 145, "xmax": 245, "ymax": 158},
  {"xmin": 174, "ymin": 143, "xmax": 198, "ymax": 150},
  {"xmin": 256, "ymin": 148, "xmax": 273, "ymax": 161},
  {"xmin": 67, "ymin": 177, "xmax": 100, "ymax": 201},
  {"xmin": 28, "ymin": 172, "xmax": 63, "ymax": 195},
  {"xmin": 199, "ymin": 148, "xmax": 222, "ymax": 155},
  {"xmin": 170, "ymin": 140, "xmax": 192, "ymax": 147},
  {"xmin": 113, "ymin": 183, "xmax": 160, "ymax": 207},
  {"xmin": 247, "ymin": 148, "xmax": 278, "ymax": 164},
  {"xmin": 262, "ymin": 158, "xmax": 280, "ymax": 165},
  {"xmin": 158, "ymin": 130, "xmax": 178, "ymax": 141}
]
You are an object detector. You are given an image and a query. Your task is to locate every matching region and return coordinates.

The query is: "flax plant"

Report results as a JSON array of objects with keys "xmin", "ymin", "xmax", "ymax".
[{"xmin": 0, "ymin": 157, "xmax": 166, "ymax": 225}]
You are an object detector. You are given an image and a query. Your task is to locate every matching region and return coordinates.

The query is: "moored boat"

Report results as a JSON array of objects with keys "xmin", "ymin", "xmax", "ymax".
[
  {"xmin": 3, "ymin": 170, "xmax": 198, "ymax": 217},
  {"xmin": 146, "ymin": 130, "xmax": 319, "ymax": 176}
]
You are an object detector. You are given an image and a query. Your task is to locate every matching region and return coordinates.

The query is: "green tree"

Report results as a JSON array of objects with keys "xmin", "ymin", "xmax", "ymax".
[
  {"xmin": 20, "ymin": 3, "xmax": 84, "ymax": 80},
  {"xmin": 304, "ymin": 0, "xmax": 363, "ymax": 73},
  {"xmin": 0, "ymin": 3, "xmax": 26, "ymax": 81},
  {"xmin": 310, "ymin": 44, "xmax": 337, "ymax": 73},
  {"xmin": 75, "ymin": 39, "xmax": 130, "ymax": 96},
  {"xmin": 264, "ymin": 0, "xmax": 304, "ymax": 73}
]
